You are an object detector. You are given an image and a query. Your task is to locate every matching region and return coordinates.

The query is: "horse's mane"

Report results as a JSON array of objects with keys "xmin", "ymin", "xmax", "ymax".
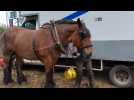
[
  {"xmin": 55, "ymin": 19, "xmax": 77, "ymax": 24},
  {"xmin": 41, "ymin": 19, "xmax": 77, "ymax": 27}
]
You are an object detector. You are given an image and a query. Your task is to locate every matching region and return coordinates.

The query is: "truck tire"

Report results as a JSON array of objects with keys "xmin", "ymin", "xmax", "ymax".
[{"xmin": 109, "ymin": 65, "xmax": 133, "ymax": 88}]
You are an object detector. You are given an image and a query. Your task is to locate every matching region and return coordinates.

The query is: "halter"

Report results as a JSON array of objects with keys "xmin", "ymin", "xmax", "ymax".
[
  {"xmin": 76, "ymin": 29, "xmax": 93, "ymax": 60},
  {"xmin": 79, "ymin": 31, "xmax": 93, "ymax": 50}
]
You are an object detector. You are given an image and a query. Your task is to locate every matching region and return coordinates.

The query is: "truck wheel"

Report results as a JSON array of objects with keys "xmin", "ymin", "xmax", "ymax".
[{"xmin": 109, "ymin": 65, "xmax": 133, "ymax": 88}]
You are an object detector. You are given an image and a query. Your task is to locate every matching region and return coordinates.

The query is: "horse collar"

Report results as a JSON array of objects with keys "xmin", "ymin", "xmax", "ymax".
[{"xmin": 50, "ymin": 21, "xmax": 66, "ymax": 54}]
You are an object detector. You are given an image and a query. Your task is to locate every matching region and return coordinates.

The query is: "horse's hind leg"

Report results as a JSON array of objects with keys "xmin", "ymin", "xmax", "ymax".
[
  {"xmin": 3, "ymin": 54, "xmax": 14, "ymax": 85},
  {"xmin": 16, "ymin": 56, "xmax": 27, "ymax": 84}
]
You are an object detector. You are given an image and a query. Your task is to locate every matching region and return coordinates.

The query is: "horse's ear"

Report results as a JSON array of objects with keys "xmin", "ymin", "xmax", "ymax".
[{"xmin": 77, "ymin": 18, "xmax": 82, "ymax": 28}]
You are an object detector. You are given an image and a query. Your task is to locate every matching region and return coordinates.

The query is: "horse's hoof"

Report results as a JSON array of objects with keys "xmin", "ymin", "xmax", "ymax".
[
  {"xmin": 44, "ymin": 83, "xmax": 56, "ymax": 88},
  {"xmin": 3, "ymin": 78, "xmax": 14, "ymax": 85},
  {"xmin": 44, "ymin": 85, "xmax": 55, "ymax": 88},
  {"xmin": 45, "ymin": 85, "xmax": 55, "ymax": 88},
  {"xmin": 17, "ymin": 76, "xmax": 27, "ymax": 84}
]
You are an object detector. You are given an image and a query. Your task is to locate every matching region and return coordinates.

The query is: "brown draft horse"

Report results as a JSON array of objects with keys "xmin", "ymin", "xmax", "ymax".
[{"xmin": 0, "ymin": 18, "xmax": 95, "ymax": 88}]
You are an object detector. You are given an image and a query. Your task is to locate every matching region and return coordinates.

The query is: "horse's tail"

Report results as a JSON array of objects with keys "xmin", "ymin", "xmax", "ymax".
[{"xmin": 0, "ymin": 23, "xmax": 9, "ymax": 40}]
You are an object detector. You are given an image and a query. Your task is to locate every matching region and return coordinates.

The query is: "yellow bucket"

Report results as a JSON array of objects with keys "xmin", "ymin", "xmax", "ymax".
[{"xmin": 64, "ymin": 67, "xmax": 77, "ymax": 80}]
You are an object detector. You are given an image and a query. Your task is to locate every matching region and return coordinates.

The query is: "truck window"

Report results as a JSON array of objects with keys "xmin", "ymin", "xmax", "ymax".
[
  {"xmin": 21, "ymin": 15, "xmax": 38, "ymax": 30},
  {"xmin": 22, "ymin": 20, "xmax": 36, "ymax": 30}
]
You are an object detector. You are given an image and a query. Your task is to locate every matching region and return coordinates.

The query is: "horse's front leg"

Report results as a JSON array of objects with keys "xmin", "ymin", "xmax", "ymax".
[
  {"xmin": 85, "ymin": 58, "xmax": 95, "ymax": 88},
  {"xmin": 74, "ymin": 59, "xmax": 83, "ymax": 88},
  {"xmin": 40, "ymin": 52, "xmax": 59, "ymax": 88},
  {"xmin": 44, "ymin": 66, "xmax": 56, "ymax": 88},
  {"xmin": 16, "ymin": 57, "xmax": 27, "ymax": 84},
  {"xmin": 3, "ymin": 54, "xmax": 14, "ymax": 85}
]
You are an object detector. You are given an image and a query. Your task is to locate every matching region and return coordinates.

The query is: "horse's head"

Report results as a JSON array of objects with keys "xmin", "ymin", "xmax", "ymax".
[
  {"xmin": 41, "ymin": 19, "xmax": 93, "ymax": 58},
  {"xmin": 66, "ymin": 18, "xmax": 93, "ymax": 59}
]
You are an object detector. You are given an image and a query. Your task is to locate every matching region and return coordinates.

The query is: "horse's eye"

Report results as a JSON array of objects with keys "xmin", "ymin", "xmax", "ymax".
[{"xmin": 80, "ymin": 32, "xmax": 87, "ymax": 39}]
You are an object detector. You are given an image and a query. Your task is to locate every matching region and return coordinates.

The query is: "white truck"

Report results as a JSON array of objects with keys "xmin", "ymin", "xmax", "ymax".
[{"xmin": 10, "ymin": 11, "xmax": 134, "ymax": 88}]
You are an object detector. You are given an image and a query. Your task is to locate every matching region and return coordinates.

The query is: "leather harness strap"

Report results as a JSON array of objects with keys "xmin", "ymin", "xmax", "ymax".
[
  {"xmin": 32, "ymin": 32, "xmax": 42, "ymax": 61},
  {"xmin": 81, "ymin": 44, "xmax": 93, "ymax": 49},
  {"xmin": 50, "ymin": 20, "xmax": 60, "ymax": 46},
  {"xmin": 50, "ymin": 20, "xmax": 66, "ymax": 54}
]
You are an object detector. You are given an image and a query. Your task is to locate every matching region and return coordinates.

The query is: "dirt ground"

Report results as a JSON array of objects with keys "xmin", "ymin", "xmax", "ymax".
[{"xmin": 0, "ymin": 66, "xmax": 117, "ymax": 88}]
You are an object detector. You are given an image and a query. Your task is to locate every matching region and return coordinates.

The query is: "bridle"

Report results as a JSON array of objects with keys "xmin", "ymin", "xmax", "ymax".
[{"xmin": 78, "ymin": 31, "xmax": 93, "ymax": 51}]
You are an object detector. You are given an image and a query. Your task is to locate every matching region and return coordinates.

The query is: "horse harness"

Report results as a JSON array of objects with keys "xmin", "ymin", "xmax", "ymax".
[
  {"xmin": 32, "ymin": 20, "xmax": 66, "ymax": 60},
  {"xmin": 79, "ymin": 31, "xmax": 93, "ymax": 49},
  {"xmin": 32, "ymin": 20, "xmax": 93, "ymax": 60}
]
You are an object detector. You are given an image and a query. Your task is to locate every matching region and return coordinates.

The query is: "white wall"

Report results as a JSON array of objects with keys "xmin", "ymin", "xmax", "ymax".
[
  {"xmin": 20, "ymin": 11, "xmax": 74, "ymax": 23},
  {"xmin": 20, "ymin": 11, "xmax": 75, "ymax": 29},
  {"xmin": 20, "ymin": 11, "xmax": 134, "ymax": 41},
  {"xmin": 79, "ymin": 11, "xmax": 134, "ymax": 41},
  {"xmin": 6, "ymin": 11, "xmax": 20, "ymax": 26},
  {"xmin": 39, "ymin": 11, "xmax": 75, "ymax": 25}
]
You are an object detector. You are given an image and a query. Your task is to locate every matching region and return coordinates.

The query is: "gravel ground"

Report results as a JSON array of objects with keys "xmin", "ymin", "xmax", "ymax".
[{"xmin": 0, "ymin": 66, "xmax": 117, "ymax": 88}]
